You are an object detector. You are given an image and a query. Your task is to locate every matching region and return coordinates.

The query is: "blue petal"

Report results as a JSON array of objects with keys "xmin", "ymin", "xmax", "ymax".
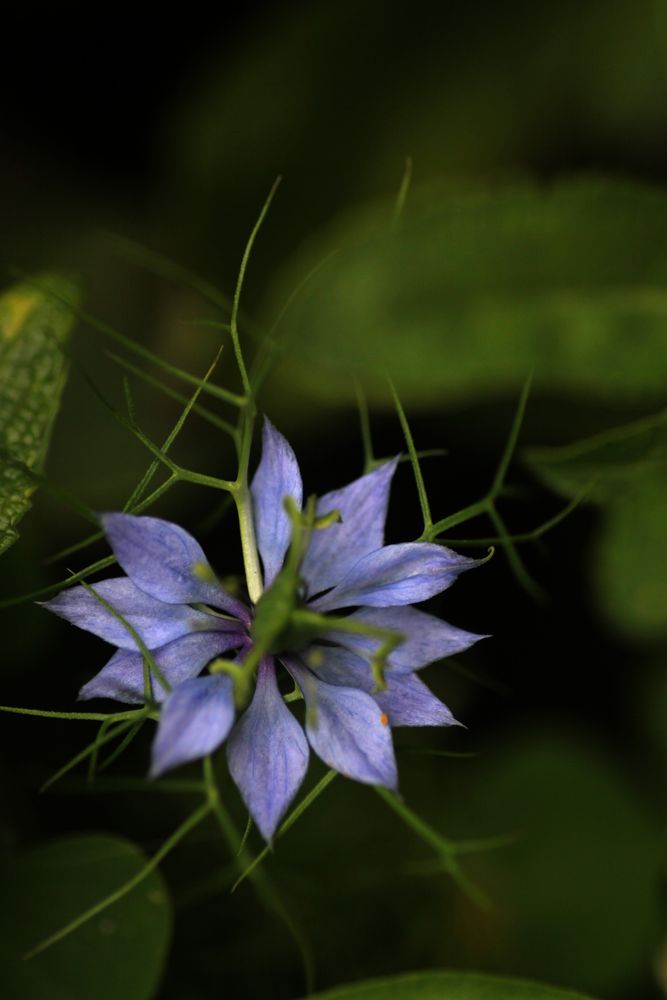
[
  {"xmin": 310, "ymin": 543, "xmax": 482, "ymax": 611},
  {"xmin": 300, "ymin": 459, "xmax": 398, "ymax": 597},
  {"xmin": 374, "ymin": 673, "xmax": 459, "ymax": 728},
  {"xmin": 304, "ymin": 644, "xmax": 375, "ymax": 691},
  {"xmin": 42, "ymin": 577, "xmax": 217, "ymax": 650},
  {"xmin": 304, "ymin": 646, "xmax": 457, "ymax": 726},
  {"xmin": 150, "ymin": 674, "xmax": 235, "ymax": 776},
  {"xmin": 285, "ymin": 659, "xmax": 397, "ymax": 789},
  {"xmin": 250, "ymin": 418, "xmax": 303, "ymax": 588},
  {"xmin": 227, "ymin": 658, "xmax": 309, "ymax": 841},
  {"xmin": 101, "ymin": 513, "xmax": 249, "ymax": 621},
  {"xmin": 325, "ymin": 606, "xmax": 486, "ymax": 673},
  {"xmin": 306, "ymin": 646, "xmax": 457, "ymax": 727},
  {"xmin": 78, "ymin": 630, "xmax": 247, "ymax": 704}
]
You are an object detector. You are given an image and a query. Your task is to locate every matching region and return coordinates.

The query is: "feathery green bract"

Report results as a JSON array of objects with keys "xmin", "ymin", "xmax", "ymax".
[{"xmin": 0, "ymin": 273, "xmax": 79, "ymax": 555}]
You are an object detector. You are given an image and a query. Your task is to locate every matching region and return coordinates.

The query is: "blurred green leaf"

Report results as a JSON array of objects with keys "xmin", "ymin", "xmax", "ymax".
[
  {"xmin": 165, "ymin": 0, "xmax": 667, "ymax": 274},
  {"xmin": 264, "ymin": 178, "xmax": 667, "ymax": 407},
  {"xmin": 525, "ymin": 408, "xmax": 667, "ymax": 501},
  {"xmin": 465, "ymin": 736, "xmax": 661, "ymax": 996},
  {"xmin": 301, "ymin": 971, "xmax": 597, "ymax": 999},
  {"xmin": 525, "ymin": 412, "xmax": 667, "ymax": 636},
  {"xmin": 592, "ymin": 469, "xmax": 667, "ymax": 636},
  {"xmin": 0, "ymin": 273, "xmax": 78, "ymax": 555},
  {"xmin": 0, "ymin": 834, "xmax": 172, "ymax": 1000}
]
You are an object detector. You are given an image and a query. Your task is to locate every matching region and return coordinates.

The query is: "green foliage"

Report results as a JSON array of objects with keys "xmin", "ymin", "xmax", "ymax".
[
  {"xmin": 0, "ymin": 835, "xmax": 172, "ymax": 1000},
  {"xmin": 0, "ymin": 273, "xmax": 78, "ymax": 555},
  {"xmin": 526, "ymin": 410, "xmax": 667, "ymax": 636},
  {"xmin": 263, "ymin": 178, "xmax": 667, "ymax": 407},
  {"xmin": 300, "ymin": 970, "xmax": 597, "ymax": 999}
]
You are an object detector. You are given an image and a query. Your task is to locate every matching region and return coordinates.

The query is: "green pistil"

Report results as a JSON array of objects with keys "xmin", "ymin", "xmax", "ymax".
[{"xmin": 232, "ymin": 493, "xmax": 405, "ymax": 703}]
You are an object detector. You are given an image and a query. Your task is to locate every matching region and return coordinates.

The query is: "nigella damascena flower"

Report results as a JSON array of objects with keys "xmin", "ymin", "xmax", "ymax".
[{"xmin": 43, "ymin": 419, "xmax": 485, "ymax": 841}]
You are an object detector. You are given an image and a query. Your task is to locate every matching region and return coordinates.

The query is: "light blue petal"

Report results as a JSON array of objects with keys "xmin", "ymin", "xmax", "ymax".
[
  {"xmin": 310, "ymin": 543, "xmax": 482, "ymax": 611},
  {"xmin": 42, "ymin": 577, "xmax": 217, "ymax": 650},
  {"xmin": 285, "ymin": 658, "xmax": 397, "ymax": 789},
  {"xmin": 300, "ymin": 458, "xmax": 398, "ymax": 597},
  {"xmin": 150, "ymin": 674, "xmax": 235, "ymax": 776},
  {"xmin": 250, "ymin": 418, "xmax": 303, "ymax": 588},
  {"xmin": 101, "ymin": 513, "xmax": 249, "ymax": 621},
  {"xmin": 304, "ymin": 645, "xmax": 458, "ymax": 727},
  {"xmin": 374, "ymin": 673, "xmax": 459, "ymax": 728},
  {"xmin": 325, "ymin": 606, "xmax": 487, "ymax": 673},
  {"xmin": 304, "ymin": 645, "xmax": 375, "ymax": 691},
  {"xmin": 227, "ymin": 658, "xmax": 309, "ymax": 841},
  {"xmin": 78, "ymin": 630, "xmax": 247, "ymax": 704}
]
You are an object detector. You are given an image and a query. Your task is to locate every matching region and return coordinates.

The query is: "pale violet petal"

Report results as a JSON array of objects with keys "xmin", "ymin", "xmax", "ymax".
[
  {"xmin": 42, "ymin": 577, "xmax": 217, "ymax": 650},
  {"xmin": 374, "ymin": 673, "xmax": 459, "ymax": 728},
  {"xmin": 285, "ymin": 658, "xmax": 397, "ymax": 789},
  {"xmin": 227, "ymin": 658, "xmax": 309, "ymax": 841},
  {"xmin": 101, "ymin": 513, "xmax": 249, "ymax": 621},
  {"xmin": 310, "ymin": 543, "xmax": 481, "ymax": 611},
  {"xmin": 305, "ymin": 645, "xmax": 374, "ymax": 691},
  {"xmin": 300, "ymin": 458, "xmax": 398, "ymax": 597},
  {"xmin": 150, "ymin": 674, "xmax": 235, "ymax": 776},
  {"xmin": 250, "ymin": 418, "xmax": 303, "ymax": 588},
  {"xmin": 325, "ymin": 606, "xmax": 487, "ymax": 673},
  {"xmin": 78, "ymin": 629, "xmax": 247, "ymax": 704},
  {"xmin": 304, "ymin": 645, "xmax": 458, "ymax": 727}
]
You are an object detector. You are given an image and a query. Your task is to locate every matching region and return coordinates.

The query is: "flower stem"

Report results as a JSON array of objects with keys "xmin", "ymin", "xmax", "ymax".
[
  {"xmin": 235, "ymin": 481, "xmax": 263, "ymax": 604},
  {"xmin": 0, "ymin": 705, "xmax": 141, "ymax": 721}
]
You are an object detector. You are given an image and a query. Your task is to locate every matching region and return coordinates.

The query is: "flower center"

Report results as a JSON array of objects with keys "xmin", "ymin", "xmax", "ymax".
[
  {"xmin": 249, "ymin": 495, "xmax": 342, "ymax": 656},
  {"xmin": 250, "ymin": 571, "xmax": 315, "ymax": 655}
]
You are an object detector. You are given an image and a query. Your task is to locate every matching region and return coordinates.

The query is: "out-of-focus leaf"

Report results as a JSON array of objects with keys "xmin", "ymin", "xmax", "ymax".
[
  {"xmin": 587, "ymin": 470, "xmax": 667, "ymax": 637},
  {"xmin": 0, "ymin": 452, "xmax": 34, "ymax": 552},
  {"xmin": 526, "ymin": 413, "xmax": 667, "ymax": 636},
  {"xmin": 463, "ymin": 736, "xmax": 661, "ymax": 996},
  {"xmin": 165, "ymin": 0, "xmax": 667, "ymax": 274},
  {"xmin": 300, "ymin": 971, "xmax": 597, "ymax": 1000},
  {"xmin": 525, "ymin": 408, "xmax": 667, "ymax": 501},
  {"xmin": 0, "ymin": 834, "xmax": 171, "ymax": 1000},
  {"xmin": 263, "ymin": 179, "xmax": 667, "ymax": 407},
  {"xmin": 0, "ymin": 273, "xmax": 78, "ymax": 554}
]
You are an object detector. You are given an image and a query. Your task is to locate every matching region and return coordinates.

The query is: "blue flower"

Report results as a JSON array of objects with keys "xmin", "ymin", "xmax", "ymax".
[{"xmin": 43, "ymin": 419, "xmax": 485, "ymax": 840}]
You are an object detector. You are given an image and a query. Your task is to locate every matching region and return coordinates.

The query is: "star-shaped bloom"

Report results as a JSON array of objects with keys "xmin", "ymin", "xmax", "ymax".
[{"xmin": 43, "ymin": 419, "xmax": 485, "ymax": 841}]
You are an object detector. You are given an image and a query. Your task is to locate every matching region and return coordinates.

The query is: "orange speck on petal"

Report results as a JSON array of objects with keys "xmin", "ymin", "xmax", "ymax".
[{"xmin": 379, "ymin": 712, "xmax": 389, "ymax": 726}]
